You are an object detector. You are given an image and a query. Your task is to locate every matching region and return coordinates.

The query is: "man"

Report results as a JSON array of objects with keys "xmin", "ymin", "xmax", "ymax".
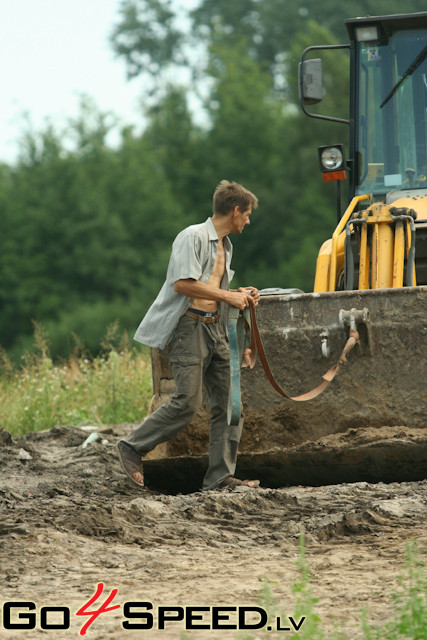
[{"xmin": 116, "ymin": 180, "xmax": 260, "ymax": 490}]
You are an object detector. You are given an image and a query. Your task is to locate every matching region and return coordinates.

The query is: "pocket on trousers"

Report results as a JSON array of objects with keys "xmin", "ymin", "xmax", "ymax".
[
  {"xmin": 169, "ymin": 354, "xmax": 201, "ymax": 367},
  {"xmin": 169, "ymin": 316, "xmax": 204, "ymax": 365}
]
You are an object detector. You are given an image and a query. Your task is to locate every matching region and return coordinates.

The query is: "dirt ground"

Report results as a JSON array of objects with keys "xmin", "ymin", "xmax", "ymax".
[{"xmin": 1, "ymin": 422, "xmax": 427, "ymax": 640}]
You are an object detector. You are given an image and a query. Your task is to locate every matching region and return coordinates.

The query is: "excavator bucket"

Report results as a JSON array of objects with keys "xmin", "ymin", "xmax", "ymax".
[{"xmin": 239, "ymin": 286, "xmax": 427, "ymax": 446}]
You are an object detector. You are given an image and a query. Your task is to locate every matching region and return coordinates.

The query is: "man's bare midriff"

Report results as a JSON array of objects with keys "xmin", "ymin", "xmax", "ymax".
[{"xmin": 191, "ymin": 239, "xmax": 225, "ymax": 312}]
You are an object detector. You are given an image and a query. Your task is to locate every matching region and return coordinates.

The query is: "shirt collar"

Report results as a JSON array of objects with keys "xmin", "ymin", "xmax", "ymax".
[
  {"xmin": 205, "ymin": 217, "xmax": 218, "ymax": 241},
  {"xmin": 205, "ymin": 217, "xmax": 231, "ymax": 249}
]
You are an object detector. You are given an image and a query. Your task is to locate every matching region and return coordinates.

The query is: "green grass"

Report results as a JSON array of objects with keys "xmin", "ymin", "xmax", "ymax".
[
  {"xmin": 181, "ymin": 538, "xmax": 427, "ymax": 640},
  {"xmin": 236, "ymin": 535, "xmax": 342, "ymax": 640},
  {"xmin": 0, "ymin": 322, "xmax": 153, "ymax": 436},
  {"xmin": 361, "ymin": 540, "xmax": 427, "ymax": 640},
  {"xmin": 244, "ymin": 537, "xmax": 427, "ymax": 640}
]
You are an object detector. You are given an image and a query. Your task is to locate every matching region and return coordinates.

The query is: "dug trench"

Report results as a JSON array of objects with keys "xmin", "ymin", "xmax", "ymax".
[
  {"xmin": 1, "ymin": 422, "xmax": 427, "ymax": 639},
  {"xmin": 142, "ymin": 425, "xmax": 427, "ymax": 493}
]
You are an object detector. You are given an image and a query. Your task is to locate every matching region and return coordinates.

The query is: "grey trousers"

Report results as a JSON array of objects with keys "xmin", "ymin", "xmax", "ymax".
[{"xmin": 122, "ymin": 315, "xmax": 243, "ymax": 490}]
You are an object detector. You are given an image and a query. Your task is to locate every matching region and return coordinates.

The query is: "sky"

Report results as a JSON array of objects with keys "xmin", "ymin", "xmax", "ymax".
[{"xmin": 0, "ymin": 0, "xmax": 149, "ymax": 164}]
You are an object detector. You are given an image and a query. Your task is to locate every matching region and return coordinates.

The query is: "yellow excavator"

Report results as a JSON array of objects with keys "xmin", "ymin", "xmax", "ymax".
[{"xmin": 146, "ymin": 11, "xmax": 427, "ymax": 491}]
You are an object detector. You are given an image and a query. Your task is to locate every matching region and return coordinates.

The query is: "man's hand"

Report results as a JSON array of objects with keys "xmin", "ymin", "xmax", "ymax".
[
  {"xmin": 242, "ymin": 348, "xmax": 252, "ymax": 367},
  {"xmin": 226, "ymin": 286, "xmax": 260, "ymax": 310},
  {"xmin": 226, "ymin": 289, "xmax": 253, "ymax": 310},
  {"xmin": 238, "ymin": 286, "xmax": 260, "ymax": 306}
]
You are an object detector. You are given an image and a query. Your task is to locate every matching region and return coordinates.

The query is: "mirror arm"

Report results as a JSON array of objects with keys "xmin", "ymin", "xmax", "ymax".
[{"xmin": 300, "ymin": 44, "xmax": 351, "ymax": 125}]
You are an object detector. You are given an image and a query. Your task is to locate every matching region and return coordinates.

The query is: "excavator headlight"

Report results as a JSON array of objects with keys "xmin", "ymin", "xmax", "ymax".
[
  {"xmin": 318, "ymin": 144, "xmax": 346, "ymax": 182},
  {"xmin": 320, "ymin": 146, "xmax": 343, "ymax": 170},
  {"xmin": 355, "ymin": 25, "xmax": 379, "ymax": 42}
]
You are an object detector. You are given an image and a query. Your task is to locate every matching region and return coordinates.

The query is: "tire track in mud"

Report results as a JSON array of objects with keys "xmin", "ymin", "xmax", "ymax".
[
  {"xmin": 1, "ymin": 424, "xmax": 427, "ymax": 547},
  {"xmin": 1, "ymin": 424, "xmax": 427, "ymax": 639}
]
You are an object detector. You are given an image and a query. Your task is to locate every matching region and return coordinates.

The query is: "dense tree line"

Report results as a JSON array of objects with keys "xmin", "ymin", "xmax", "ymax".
[{"xmin": 1, "ymin": 0, "xmax": 424, "ymax": 358}]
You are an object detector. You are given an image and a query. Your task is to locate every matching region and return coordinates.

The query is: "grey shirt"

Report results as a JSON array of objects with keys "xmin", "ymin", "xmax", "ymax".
[{"xmin": 134, "ymin": 217, "xmax": 235, "ymax": 349}]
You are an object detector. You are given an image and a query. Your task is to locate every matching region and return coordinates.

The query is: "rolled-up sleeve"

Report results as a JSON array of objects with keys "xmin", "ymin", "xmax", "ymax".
[{"xmin": 168, "ymin": 229, "xmax": 203, "ymax": 283}]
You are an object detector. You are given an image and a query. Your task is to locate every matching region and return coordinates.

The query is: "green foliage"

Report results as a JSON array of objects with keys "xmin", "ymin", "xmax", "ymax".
[
  {"xmin": 110, "ymin": 0, "xmax": 182, "ymax": 78},
  {"xmin": 143, "ymin": 85, "xmax": 205, "ymax": 216},
  {"xmin": 4, "ymin": 0, "xmax": 425, "ymax": 358},
  {"xmin": 113, "ymin": 0, "xmax": 427, "ymax": 93},
  {"xmin": 191, "ymin": 0, "xmax": 427, "ymax": 65},
  {"xmin": 0, "ymin": 98, "xmax": 185, "ymax": 358},
  {"xmin": 0, "ymin": 323, "xmax": 152, "ymax": 436}
]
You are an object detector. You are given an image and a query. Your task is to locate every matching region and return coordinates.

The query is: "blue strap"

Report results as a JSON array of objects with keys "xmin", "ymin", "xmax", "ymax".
[{"xmin": 227, "ymin": 307, "xmax": 251, "ymax": 426}]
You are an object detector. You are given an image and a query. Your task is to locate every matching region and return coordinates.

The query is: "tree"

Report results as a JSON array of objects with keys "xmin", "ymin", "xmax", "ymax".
[
  {"xmin": 110, "ymin": 0, "xmax": 183, "ymax": 78},
  {"xmin": 112, "ymin": 0, "xmax": 427, "ymax": 98},
  {"xmin": 0, "ymin": 99, "xmax": 186, "ymax": 357},
  {"xmin": 5, "ymin": 0, "xmax": 424, "ymax": 357}
]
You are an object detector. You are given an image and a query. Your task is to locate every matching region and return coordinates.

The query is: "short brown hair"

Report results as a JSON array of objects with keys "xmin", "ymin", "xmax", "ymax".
[{"xmin": 213, "ymin": 180, "xmax": 258, "ymax": 215}]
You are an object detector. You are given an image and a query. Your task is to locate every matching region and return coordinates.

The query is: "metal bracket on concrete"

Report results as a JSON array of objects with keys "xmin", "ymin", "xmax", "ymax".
[{"xmin": 339, "ymin": 307, "xmax": 371, "ymax": 354}]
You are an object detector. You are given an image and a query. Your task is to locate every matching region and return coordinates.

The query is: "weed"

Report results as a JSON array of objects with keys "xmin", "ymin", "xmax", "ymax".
[
  {"xmin": 234, "ymin": 537, "xmax": 427, "ymax": 640},
  {"xmin": 289, "ymin": 534, "xmax": 325, "ymax": 640},
  {"xmin": 236, "ymin": 535, "xmax": 328, "ymax": 640},
  {"xmin": 362, "ymin": 541, "xmax": 427, "ymax": 639},
  {"xmin": 0, "ymin": 323, "xmax": 152, "ymax": 436}
]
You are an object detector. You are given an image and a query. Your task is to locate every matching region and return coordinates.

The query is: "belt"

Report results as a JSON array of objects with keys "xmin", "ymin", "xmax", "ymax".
[{"xmin": 184, "ymin": 309, "xmax": 219, "ymax": 323}]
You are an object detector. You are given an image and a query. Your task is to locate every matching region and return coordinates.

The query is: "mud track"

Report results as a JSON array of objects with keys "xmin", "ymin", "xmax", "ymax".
[{"xmin": 1, "ymin": 423, "xmax": 427, "ymax": 639}]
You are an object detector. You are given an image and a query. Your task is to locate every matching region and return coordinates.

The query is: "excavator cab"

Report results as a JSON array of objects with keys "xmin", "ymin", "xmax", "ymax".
[{"xmin": 300, "ymin": 12, "xmax": 427, "ymax": 291}]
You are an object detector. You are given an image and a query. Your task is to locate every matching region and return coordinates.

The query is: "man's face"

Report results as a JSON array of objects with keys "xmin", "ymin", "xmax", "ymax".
[{"xmin": 233, "ymin": 207, "xmax": 252, "ymax": 234}]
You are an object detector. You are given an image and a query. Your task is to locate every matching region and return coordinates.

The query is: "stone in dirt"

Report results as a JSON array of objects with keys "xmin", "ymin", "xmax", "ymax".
[{"xmin": 0, "ymin": 428, "xmax": 13, "ymax": 446}]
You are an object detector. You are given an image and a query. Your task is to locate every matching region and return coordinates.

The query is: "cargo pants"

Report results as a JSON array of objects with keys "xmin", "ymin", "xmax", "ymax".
[{"xmin": 121, "ymin": 314, "xmax": 243, "ymax": 490}]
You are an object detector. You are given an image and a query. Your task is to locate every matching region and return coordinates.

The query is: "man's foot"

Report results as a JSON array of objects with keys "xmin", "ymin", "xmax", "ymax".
[
  {"xmin": 116, "ymin": 441, "xmax": 144, "ymax": 486},
  {"xmin": 217, "ymin": 476, "xmax": 260, "ymax": 490}
]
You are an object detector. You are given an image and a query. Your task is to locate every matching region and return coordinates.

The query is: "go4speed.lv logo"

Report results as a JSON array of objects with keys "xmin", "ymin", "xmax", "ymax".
[{"xmin": 2, "ymin": 583, "xmax": 306, "ymax": 635}]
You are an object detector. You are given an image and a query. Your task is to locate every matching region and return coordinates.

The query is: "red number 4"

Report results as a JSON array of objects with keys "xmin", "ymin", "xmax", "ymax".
[{"xmin": 76, "ymin": 583, "xmax": 120, "ymax": 636}]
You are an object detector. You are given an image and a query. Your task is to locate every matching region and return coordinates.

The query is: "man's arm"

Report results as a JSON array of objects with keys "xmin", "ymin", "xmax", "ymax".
[{"xmin": 174, "ymin": 279, "xmax": 258, "ymax": 310}]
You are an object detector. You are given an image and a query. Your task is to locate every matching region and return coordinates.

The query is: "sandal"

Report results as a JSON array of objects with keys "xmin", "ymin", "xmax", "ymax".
[
  {"xmin": 116, "ymin": 441, "xmax": 144, "ymax": 486},
  {"xmin": 218, "ymin": 476, "xmax": 260, "ymax": 490}
]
